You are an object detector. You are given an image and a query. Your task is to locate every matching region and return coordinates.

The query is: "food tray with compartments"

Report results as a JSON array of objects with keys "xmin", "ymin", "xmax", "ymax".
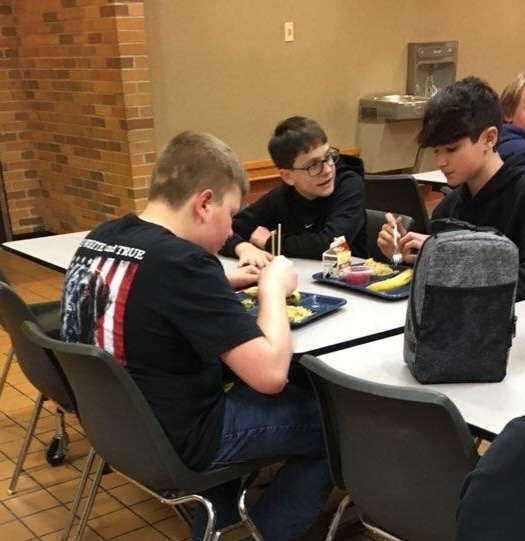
[
  {"xmin": 236, "ymin": 290, "xmax": 347, "ymax": 328},
  {"xmin": 311, "ymin": 270, "xmax": 411, "ymax": 300}
]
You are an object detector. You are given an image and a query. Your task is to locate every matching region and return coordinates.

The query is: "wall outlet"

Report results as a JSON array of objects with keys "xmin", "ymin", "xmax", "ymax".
[{"xmin": 284, "ymin": 22, "xmax": 294, "ymax": 42}]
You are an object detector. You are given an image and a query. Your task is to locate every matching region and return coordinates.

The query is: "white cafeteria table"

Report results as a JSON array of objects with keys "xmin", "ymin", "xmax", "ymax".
[
  {"xmin": 3, "ymin": 231, "xmax": 409, "ymax": 355},
  {"xmin": 317, "ymin": 300, "xmax": 525, "ymax": 438}
]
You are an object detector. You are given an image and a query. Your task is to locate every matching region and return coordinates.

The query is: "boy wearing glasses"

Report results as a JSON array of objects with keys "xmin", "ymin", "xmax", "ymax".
[{"xmin": 221, "ymin": 116, "xmax": 367, "ymax": 267}]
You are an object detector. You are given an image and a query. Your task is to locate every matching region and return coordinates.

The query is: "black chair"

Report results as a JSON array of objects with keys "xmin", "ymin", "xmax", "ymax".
[
  {"xmin": 23, "ymin": 321, "xmax": 282, "ymax": 541},
  {"xmin": 0, "ymin": 282, "xmax": 77, "ymax": 495},
  {"xmin": 0, "ymin": 265, "xmax": 61, "ymax": 405},
  {"xmin": 299, "ymin": 354, "xmax": 479, "ymax": 541},
  {"xmin": 365, "ymin": 209, "xmax": 414, "ymax": 263},
  {"xmin": 364, "ymin": 174, "xmax": 430, "ymax": 234}
]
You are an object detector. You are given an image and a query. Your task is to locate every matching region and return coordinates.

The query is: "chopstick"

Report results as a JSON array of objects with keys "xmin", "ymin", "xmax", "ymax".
[{"xmin": 271, "ymin": 223, "xmax": 282, "ymax": 256}]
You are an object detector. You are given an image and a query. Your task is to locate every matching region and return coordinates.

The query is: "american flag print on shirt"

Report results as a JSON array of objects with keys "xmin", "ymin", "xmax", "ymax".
[{"xmin": 61, "ymin": 253, "xmax": 139, "ymax": 367}]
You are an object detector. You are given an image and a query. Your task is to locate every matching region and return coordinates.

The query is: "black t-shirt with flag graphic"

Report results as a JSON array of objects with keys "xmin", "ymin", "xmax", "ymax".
[{"xmin": 61, "ymin": 213, "xmax": 263, "ymax": 470}]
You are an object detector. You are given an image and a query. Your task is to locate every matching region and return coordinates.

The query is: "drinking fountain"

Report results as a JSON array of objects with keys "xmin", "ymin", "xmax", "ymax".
[
  {"xmin": 358, "ymin": 41, "xmax": 458, "ymax": 173},
  {"xmin": 407, "ymin": 41, "xmax": 458, "ymax": 97}
]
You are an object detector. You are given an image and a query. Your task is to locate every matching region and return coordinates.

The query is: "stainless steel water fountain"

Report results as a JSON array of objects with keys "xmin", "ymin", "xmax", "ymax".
[
  {"xmin": 358, "ymin": 41, "xmax": 458, "ymax": 173},
  {"xmin": 407, "ymin": 41, "xmax": 458, "ymax": 97}
]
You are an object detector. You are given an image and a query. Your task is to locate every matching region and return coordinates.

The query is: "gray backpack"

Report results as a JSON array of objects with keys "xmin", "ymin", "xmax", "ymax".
[{"xmin": 404, "ymin": 218, "xmax": 518, "ymax": 383}]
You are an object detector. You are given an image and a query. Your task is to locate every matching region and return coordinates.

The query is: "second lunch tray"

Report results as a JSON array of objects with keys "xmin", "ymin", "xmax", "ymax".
[
  {"xmin": 312, "ymin": 272, "xmax": 410, "ymax": 301},
  {"xmin": 237, "ymin": 290, "xmax": 347, "ymax": 328}
]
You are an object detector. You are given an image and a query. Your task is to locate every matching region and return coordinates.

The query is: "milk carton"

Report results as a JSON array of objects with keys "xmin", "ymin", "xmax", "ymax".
[{"xmin": 323, "ymin": 236, "xmax": 351, "ymax": 278}]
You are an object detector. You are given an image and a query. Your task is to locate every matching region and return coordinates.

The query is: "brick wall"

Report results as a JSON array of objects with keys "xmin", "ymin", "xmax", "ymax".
[{"xmin": 0, "ymin": 0, "xmax": 155, "ymax": 236}]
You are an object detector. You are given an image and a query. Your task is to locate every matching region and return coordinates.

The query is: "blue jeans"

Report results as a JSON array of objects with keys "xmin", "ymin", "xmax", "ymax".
[{"xmin": 192, "ymin": 368, "xmax": 333, "ymax": 541}]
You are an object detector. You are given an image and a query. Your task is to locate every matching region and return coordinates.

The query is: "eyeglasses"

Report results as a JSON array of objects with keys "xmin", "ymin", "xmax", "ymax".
[{"xmin": 290, "ymin": 147, "xmax": 340, "ymax": 177}]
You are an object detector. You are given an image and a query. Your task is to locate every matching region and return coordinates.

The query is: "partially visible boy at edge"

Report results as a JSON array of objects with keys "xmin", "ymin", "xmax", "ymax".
[
  {"xmin": 220, "ymin": 116, "xmax": 368, "ymax": 268},
  {"xmin": 377, "ymin": 76, "xmax": 525, "ymax": 300},
  {"xmin": 59, "ymin": 131, "xmax": 333, "ymax": 541},
  {"xmin": 498, "ymin": 72, "xmax": 525, "ymax": 160}
]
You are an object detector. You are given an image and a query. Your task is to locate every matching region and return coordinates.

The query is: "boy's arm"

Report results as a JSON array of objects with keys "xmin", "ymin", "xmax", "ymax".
[
  {"xmin": 221, "ymin": 256, "xmax": 297, "ymax": 393},
  {"xmin": 219, "ymin": 193, "xmax": 275, "ymax": 258}
]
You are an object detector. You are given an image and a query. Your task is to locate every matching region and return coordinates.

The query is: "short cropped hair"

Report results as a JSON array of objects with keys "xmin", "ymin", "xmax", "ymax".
[
  {"xmin": 149, "ymin": 131, "xmax": 248, "ymax": 206},
  {"xmin": 417, "ymin": 76, "xmax": 503, "ymax": 148},
  {"xmin": 268, "ymin": 116, "xmax": 328, "ymax": 168},
  {"xmin": 500, "ymin": 73, "xmax": 525, "ymax": 120}
]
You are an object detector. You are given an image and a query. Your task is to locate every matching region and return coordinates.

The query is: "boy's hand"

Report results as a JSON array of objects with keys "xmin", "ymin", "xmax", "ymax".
[
  {"xmin": 258, "ymin": 255, "xmax": 298, "ymax": 297},
  {"xmin": 235, "ymin": 242, "xmax": 273, "ymax": 268},
  {"xmin": 398, "ymin": 232, "xmax": 429, "ymax": 264},
  {"xmin": 225, "ymin": 265, "xmax": 260, "ymax": 290},
  {"xmin": 377, "ymin": 212, "xmax": 428, "ymax": 263},
  {"xmin": 377, "ymin": 213, "xmax": 407, "ymax": 261},
  {"xmin": 249, "ymin": 226, "xmax": 273, "ymax": 250}
]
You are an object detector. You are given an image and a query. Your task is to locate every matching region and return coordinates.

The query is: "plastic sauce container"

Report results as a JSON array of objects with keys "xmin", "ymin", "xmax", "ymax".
[{"xmin": 342, "ymin": 265, "xmax": 374, "ymax": 286}]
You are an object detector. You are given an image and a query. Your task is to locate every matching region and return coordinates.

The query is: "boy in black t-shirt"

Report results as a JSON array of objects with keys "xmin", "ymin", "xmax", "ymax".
[{"xmin": 60, "ymin": 131, "xmax": 332, "ymax": 541}]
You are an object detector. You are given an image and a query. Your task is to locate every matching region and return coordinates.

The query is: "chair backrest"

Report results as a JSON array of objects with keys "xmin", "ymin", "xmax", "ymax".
[
  {"xmin": 22, "ymin": 321, "xmax": 278, "ymax": 494},
  {"xmin": 0, "ymin": 282, "xmax": 74, "ymax": 411},
  {"xmin": 299, "ymin": 354, "xmax": 479, "ymax": 541},
  {"xmin": 364, "ymin": 174, "xmax": 430, "ymax": 234},
  {"xmin": 366, "ymin": 209, "xmax": 415, "ymax": 262}
]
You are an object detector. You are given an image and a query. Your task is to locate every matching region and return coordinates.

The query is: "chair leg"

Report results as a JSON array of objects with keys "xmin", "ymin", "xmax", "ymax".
[
  {"xmin": 61, "ymin": 446, "xmax": 97, "ymax": 541},
  {"xmin": 192, "ymin": 495, "xmax": 217, "ymax": 541},
  {"xmin": 8, "ymin": 392, "xmax": 45, "ymax": 495},
  {"xmin": 324, "ymin": 494, "xmax": 351, "ymax": 541},
  {"xmin": 0, "ymin": 347, "xmax": 14, "ymax": 403},
  {"xmin": 172, "ymin": 499, "xmax": 195, "ymax": 528},
  {"xmin": 237, "ymin": 471, "xmax": 265, "ymax": 541},
  {"xmin": 70, "ymin": 455, "xmax": 107, "ymax": 541},
  {"xmin": 45, "ymin": 408, "xmax": 70, "ymax": 466}
]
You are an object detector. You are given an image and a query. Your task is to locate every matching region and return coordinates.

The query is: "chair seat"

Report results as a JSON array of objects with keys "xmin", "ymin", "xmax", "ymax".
[
  {"xmin": 23, "ymin": 321, "xmax": 282, "ymax": 541},
  {"xmin": 31, "ymin": 300, "xmax": 61, "ymax": 334}
]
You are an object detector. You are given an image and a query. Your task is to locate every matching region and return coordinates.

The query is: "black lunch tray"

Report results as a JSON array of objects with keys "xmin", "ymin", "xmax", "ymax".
[{"xmin": 311, "ymin": 271, "xmax": 410, "ymax": 301}]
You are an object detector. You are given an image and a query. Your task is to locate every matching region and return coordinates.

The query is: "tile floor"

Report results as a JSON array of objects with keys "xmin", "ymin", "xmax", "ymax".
[{"xmin": 0, "ymin": 249, "xmax": 379, "ymax": 541}]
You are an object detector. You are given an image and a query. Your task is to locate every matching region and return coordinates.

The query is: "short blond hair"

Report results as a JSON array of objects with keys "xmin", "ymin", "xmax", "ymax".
[
  {"xmin": 149, "ymin": 131, "xmax": 249, "ymax": 207},
  {"xmin": 500, "ymin": 73, "xmax": 525, "ymax": 120}
]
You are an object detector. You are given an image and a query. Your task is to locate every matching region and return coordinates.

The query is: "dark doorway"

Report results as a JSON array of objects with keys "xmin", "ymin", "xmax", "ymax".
[{"xmin": 0, "ymin": 161, "xmax": 13, "ymax": 243}]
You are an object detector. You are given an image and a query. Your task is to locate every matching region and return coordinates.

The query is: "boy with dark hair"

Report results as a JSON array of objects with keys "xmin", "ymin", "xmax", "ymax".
[
  {"xmin": 60, "ymin": 131, "xmax": 332, "ymax": 541},
  {"xmin": 498, "ymin": 72, "xmax": 525, "ymax": 159},
  {"xmin": 221, "ymin": 116, "xmax": 367, "ymax": 267},
  {"xmin": 378, "ymin": 76, "xmax": 525, "ymax": 299}
]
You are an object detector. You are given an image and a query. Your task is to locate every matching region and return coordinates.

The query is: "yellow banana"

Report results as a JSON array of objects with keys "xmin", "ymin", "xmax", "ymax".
[{"xmin": 366, "ymin": 268, "xmax": 413, "ymax": 292}]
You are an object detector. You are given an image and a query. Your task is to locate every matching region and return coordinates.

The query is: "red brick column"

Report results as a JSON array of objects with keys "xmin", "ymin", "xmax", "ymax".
[{"xmin": 1, "ymin": 0, "xmax": 156, "ymax": 236}]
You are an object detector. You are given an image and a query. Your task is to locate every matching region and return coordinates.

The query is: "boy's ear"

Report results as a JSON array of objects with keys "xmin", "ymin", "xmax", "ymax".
[
  {"xmin": 280, "ymin": 168, "xmax": 295, "ymax": 187},
  {"xmin": 194, "ymin": 189, "xmax": 214, "ymax": 221},
  {"xmin": 484, "ymin": 126, "xmax": 499, "ymax": 148}
]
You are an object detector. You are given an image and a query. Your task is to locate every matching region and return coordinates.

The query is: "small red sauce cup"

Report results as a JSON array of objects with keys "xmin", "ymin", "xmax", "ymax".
[{"xmin": 342, "ymin": 265, "xmax": 374, "ymax": 285}]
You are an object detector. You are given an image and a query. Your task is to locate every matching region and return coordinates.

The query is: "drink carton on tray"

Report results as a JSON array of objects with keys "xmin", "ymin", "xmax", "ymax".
[{"xmin": 323, "ymin": 236, "xmax": 351, "ymax": 278}]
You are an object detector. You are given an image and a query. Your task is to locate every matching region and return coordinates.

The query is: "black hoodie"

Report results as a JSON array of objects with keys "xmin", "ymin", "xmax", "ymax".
[
  {"xmin": 432, "ymin": 152, "xmax": 525, "ymax": 299},
  {"xmin": 221, "ymin": 154, "xmax": 368, "ymax": 259}
]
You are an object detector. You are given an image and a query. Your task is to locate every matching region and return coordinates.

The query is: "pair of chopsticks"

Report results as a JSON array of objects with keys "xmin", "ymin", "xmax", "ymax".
[{"xmin": 270, "ymin": 223, "xmax": 282, "ymax": 256}]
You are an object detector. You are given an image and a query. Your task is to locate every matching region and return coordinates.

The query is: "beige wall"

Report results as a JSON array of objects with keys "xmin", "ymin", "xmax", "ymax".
[{"xmin": 144, "ymin": 0, "xmax": 525, "ymax": 161}]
